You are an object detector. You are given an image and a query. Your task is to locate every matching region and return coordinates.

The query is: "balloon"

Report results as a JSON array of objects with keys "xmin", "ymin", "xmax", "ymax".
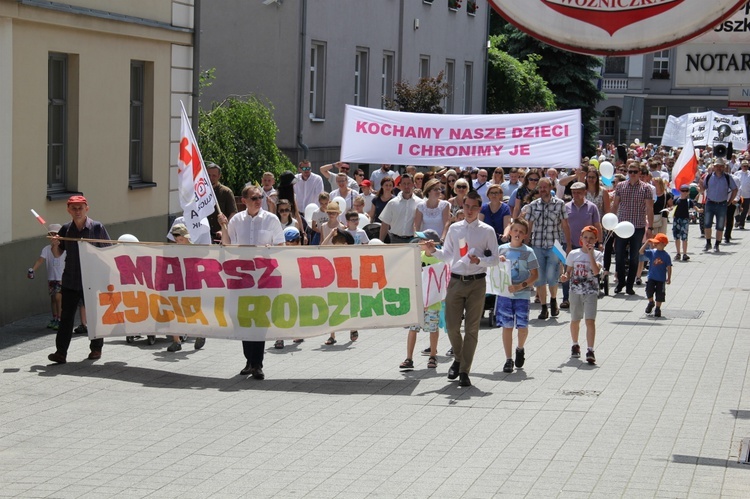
[
  {"xmin": 601, "ymin": 176, "xmax": 613, "ymax": 187},
  {"xmin": 118, "ymin": 234, "xmax": 139, "ymax": 243},
  {"xmin": 332, "ymin": 196, "xmax": 347, "ymax": 212},
  {"xmin": 304, "ymin": 203, "xmax": 318, "ymax": 224},
  {"xmin": 358, "ymin": 213, "xmax": 370, "ymax": 229},
  {"xmin": 601, "ymin": 213, "xmax": 619, "ymax": 231},
  {"xmin": 634, "ymin": 138, "xmax": 640, "ymax": 145},
  {"xmin": 599, "ymin": 161, "xmax": 614, "ymax": 179},
  {"xmin": 589, "ymin": 158, "xmax": 599, "ymax": 169},
  {"xmin": 613, "ymin": 221, "xmax": 635, "ymax": 239},
  {"xmin": 368, "ymin": 238, "xmax": 385, "ymax": 245}
]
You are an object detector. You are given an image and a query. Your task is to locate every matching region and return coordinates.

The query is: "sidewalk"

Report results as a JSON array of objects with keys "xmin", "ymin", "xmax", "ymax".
[{"xmin": 1, "ymin": 230, "xmax": 749, "ymax": 498}]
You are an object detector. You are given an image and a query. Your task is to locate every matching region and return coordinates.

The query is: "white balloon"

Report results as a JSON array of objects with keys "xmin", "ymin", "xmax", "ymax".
[
  {"xmin": 118, "ymin": 234, "xmax": 139, "ymax": 243},
  {"xmin": 613, "ymin": 221, "xmax": 635, "ymax": 239},
  {"xmin": 332, "ymin": 196, "xmax": 347, "ymax": 213},
  {"xmin": 601, "ymin": 212, "xmax": 619, "ymax": 231},
  {"xmin": 599, "ymin": 161, "xmax": 614, "ymax": 179},
  {"xmin": 358, "ymin": 213, "xmax": 370, "ymax": 229},
  {"xmin": 634, "ymin": 138, "xmax": 640, "ymax": 145},
  {"xmin": 368, "ymin": 238, "xmax": 385, "ymax": 245},
  {"xmin": 304, "ymin": 203, "xmax": 318, "ymax": 224}
]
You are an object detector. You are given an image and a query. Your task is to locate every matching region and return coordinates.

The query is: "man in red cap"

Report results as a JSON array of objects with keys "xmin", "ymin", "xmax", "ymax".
[{"xmin": 48, "ymin": 195, "xmax": 112, "ymax": 364}]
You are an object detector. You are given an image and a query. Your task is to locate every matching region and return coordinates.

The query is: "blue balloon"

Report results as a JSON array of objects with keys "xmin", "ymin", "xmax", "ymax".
[{"xmin": 601, "ymin": 176, "xmax": 613, "ymax": 187}]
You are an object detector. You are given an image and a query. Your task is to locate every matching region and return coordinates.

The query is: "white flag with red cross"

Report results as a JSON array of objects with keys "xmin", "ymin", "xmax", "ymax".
[{"xmin": 178, "ymin": 101, "xmax": 216, "ymax": 239}]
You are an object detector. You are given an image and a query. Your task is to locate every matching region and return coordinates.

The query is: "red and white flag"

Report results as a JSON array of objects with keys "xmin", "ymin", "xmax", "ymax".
[
  {"xmin": 670, "ymin": 135, "xmax": 699, "ymax": 194},
  {"xmin": 178, "ymin": 101, "xmax": 216, "ymax": 239}
]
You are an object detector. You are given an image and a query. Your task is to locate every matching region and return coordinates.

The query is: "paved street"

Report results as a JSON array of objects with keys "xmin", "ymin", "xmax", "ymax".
[{"xmin": 1, "ymin": 230, "xmax": 750, "ymax": 498}]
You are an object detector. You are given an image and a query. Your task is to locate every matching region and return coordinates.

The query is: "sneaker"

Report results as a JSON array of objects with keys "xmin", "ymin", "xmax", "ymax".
[
  {"xmin": 46, "ymin": 319, "xmax": 56, "ymax": 329},
  {"xmin": 194, "ymin": 337, "xmax": 206, "ymax": 350},
  {"xmin": 559, "ymin": 300, "xmax": 570, "ymax": 309},
  {"xmin": 73, "ymin": 324, "xmax": 88, "ymax": 335},
  {"xmin": 654, "ymin": 307, "xmax": 662, "ymax": 318},
  {"xmin": 645, "ymin": 301, "xmax": 655, "ymax": 314},
  {"xmin": 421, "ymin": 347, "xmax": 432, "ymax": 356},
  {"xmin": 682, "ymin": 254, "xmax": 690, "ymax": 261},
  {"xmin": 515, "ymin": 347, "xmax": 525, "ymax": 368},
  {"xmin": 167, "ymin": 341, "xmax": 182, "ymax": 352},
  {"xmin": 586, "ymin": 349, "xmax": 596, "ymax": 365},
  {"xmin": 274, "ymin": 340, "xmax": 284, "ymax": 349},
  {"xmin": 675, "ymin": 253, "xmax": 681, "ymax": 260},
  {"xmin": 550, "ymin": 299, "xmax": 559, "ymax": 317},
  {"xmin": 503, "ymin": 359, "xmax": 514, "ymax": 373},
  {"xmin": 571, "ymin": 344, "xmax": 581, "ymax": 358},
  {"xmin": 51, "ymin": 320, "xmax": 59, "ymax": 331},
  {"xmin": 446, "ymin": 348, "xmax": 454, "ymax": 357},
  {"xmin": 538, "ymin": 306, "xmax": 549, "ymax": 320}
]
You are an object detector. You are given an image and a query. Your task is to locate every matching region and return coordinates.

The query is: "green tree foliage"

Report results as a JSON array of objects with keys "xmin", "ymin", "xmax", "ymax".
[
  {"xmin": 385, "ymin": 71, "xmax": 451, "ymax": 114},
  {"xmin": 487, "ymin": 35, "xmax": 556, "ymax": 114},
  {"xmin": 492, "ymin": 13, "xmax": 605, "ymax": 155},
  {"xmin": 198, "ymin": 95, "xmax": 293, "ymax": 195}
]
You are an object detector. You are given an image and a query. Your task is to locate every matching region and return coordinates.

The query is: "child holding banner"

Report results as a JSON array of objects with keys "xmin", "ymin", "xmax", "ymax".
[
  {"xmin": 400, "ymin": 230, "xmax": 443, "ymax": 371},
  {"xmin": 322, "ymin": 226, "xmax": 359, "ymax": 345},
  {"xmin": 496, "ymin": 219, "xmax": 539, "ymax": 374},
  {"xmin": 559, "ymin": 226, "xmax": 603, "ymax": 365}
]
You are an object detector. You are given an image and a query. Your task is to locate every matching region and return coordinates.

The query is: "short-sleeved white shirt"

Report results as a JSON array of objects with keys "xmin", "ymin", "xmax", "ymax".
[
  {"xmin": 227, "ymin": 209, "xmax": 285, "ymax": 246},
  {"xmin": 41, "ymin": 245, "xmax": 66, "ymax": 281}
]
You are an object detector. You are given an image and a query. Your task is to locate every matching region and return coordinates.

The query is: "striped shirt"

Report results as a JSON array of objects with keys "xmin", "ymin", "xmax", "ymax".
[{"xmin": 526, "ymin": 197, "xmax": 568, "ymax": 249}]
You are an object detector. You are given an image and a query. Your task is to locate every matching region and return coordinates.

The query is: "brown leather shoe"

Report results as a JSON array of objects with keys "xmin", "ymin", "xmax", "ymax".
[
  {"xmin": 88, "ymin": 351, "xmax": 102, "ymax": 360},
  {"xmin": 48, "ymin": 352, "xmax": 66, "ymax": 364},
  {"xmin": 250, "ymin": 367, "xmax": 265, "ymax": 380}
]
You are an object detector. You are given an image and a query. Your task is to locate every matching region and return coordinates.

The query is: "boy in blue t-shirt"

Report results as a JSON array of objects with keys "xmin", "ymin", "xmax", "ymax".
[
  {"xmin": 495, "ymin": 219, "xmax": 539, "ymax": 374},
  {"xmin": 639, "ymin": 233, "xmax": 672, "ymax": 318}
]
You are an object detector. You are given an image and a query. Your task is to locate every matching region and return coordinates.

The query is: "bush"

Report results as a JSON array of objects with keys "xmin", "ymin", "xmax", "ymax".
[{"xmin": 198, "ymin": 95, "xmax": 293, "ymax": 195}]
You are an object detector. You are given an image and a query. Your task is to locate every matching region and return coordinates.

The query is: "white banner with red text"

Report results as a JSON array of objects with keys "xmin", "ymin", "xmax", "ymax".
[
  {"xmin": 340, "ymin": 105, "xmax": 582, "ymax": 169},
  {"xmin": 80, "ymin": 243, "xmax": 423, "ymax": 341}
]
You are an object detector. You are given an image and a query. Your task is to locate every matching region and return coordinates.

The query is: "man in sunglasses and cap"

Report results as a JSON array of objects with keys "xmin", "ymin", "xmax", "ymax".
[{"xmin": 47, "ymin": 195, "xmax": 112, "ymax": 364}]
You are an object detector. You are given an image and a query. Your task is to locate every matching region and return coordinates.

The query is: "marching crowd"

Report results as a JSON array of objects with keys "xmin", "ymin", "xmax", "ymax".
[{"xmin": 32, "ymin": 141, "xmax": 749, "ymax": 387}]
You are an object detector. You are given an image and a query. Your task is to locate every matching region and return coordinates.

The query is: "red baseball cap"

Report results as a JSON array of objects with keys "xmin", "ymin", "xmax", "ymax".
[
  {"xmin": 67, "ymin": 195, "xmax": 88, "ymax": 205},
  {"xmin": 361, "ymin": 180, "xmax": 372, "ymax": 187}
]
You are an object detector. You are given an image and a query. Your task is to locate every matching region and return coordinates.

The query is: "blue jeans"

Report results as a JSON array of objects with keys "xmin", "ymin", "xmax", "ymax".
[
  {"xmin": 704, "ymin": 201, "xmax": 727, "ymax": 232},
  {"xmin": 533, "ymin": 247, "xmax": 561, "ymax": 287},
  {"xmin": 615, "ymin": 228, "xmax": 645, "ymax": 291}
]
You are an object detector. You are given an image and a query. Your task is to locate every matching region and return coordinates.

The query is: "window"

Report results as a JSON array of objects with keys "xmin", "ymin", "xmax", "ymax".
[
  {"xmin": 652, "ymin": 50, "xmax": 670, "ymax": 78},
  {"xmin": 48, "ymin": 53, "xmax": 67, "ymax": 193},
  {"xmin": 354, "ymin": 49, "xmax": 368, "ymax": 106},
  {"xmin": 463, "ymin": 62, "xmax": 473, "ymax": 113},
  {"xmin": 310, "ymin": 42, "xmax": 326, "ymax": 119},
  {"xmin": 650, "ymin": 106, "xmax": 667, "ymax": 137},
  {"xmin": 420, "ymin": 55, "xmax": 430, "ymax": 79},
  {"xmin": 604, "ymin": 56, "xmax": 626, "ymax": 74},
  {"xmin": 690, "ymin": 106, "xmax": 707, "ymax": 113},
  {"xmin": 129, "ymin": 61, "xmax": 144, "ymax": 182},
  {"xmin": 381, "ymin": 52, "xmax": 394, "ymax": 109},
  {"xmin": 444, "ymin": 59, "xmax": 455, "ymax": 114},
  {"xmin": 599, "ymin": 108, "xmax": 617, "ymax": 137}
]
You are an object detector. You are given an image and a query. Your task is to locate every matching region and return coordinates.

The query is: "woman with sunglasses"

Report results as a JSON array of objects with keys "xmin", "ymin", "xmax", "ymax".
[
  {"xmin": 449, "ymin": 178, "xmax": 471, "ymax": 221},
  {"xmin": 444, "ymin": 171, "xmax": 458, "ymax": 199},
  {"xmin": 584, "ymin": 169, "xmax": 611, "ymax": 217},
  {"xmin": 511, "ymin": 172, "xmax": 541, "ymax": 221},
  {"xmin": 490, "ymin": 167, "xmax": 505, "ymax": 186},
  {"xmin": 275, "ymin": 199, "xmax": 298, "ymax": 228}
]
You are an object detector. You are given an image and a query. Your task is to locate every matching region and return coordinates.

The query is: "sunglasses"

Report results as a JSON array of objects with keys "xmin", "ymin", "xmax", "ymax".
[
  {"xmin": 628, "ymin": 170, "xmax": 639, "ymax": 174},
  {"xmin": 527, "ymin": 178, "xmax": 539, "ymax": 182},
  {"xmin": 278, "ymin": 209, "xmax": 291, "ymax": 213},
  {"xmin": 340, "ymin": 168, "xmax": 350, "ymax": 172},
  {"xmin": 455, "ymin": 185, "xmax": 468, "ymax": 190},
  {"xmin": 246, "ymin": 196, "xmax": 263, "ymax": 201},
  {"xmin": 301, "ymin": 167, "xmax": 311, "ymax": 171},
  {"xmin": 355, "ymin": 172, "xmax": 364, "ymax": 176}
]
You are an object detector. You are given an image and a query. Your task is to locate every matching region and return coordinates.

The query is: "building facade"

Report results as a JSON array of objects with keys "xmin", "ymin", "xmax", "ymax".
[
  {"xmin": 199, "ymin": 0, "xmax": 490, "ymax": 172},
  {"xmin": 0, "ymin": 0, "xmax": 196, "ymax": 325},
  {"xmin": 597, "ymin": 48, "xmax": 747, "ymax": 148}
]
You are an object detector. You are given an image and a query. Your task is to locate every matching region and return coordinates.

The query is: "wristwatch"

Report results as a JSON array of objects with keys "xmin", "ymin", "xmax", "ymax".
[
  {"xmin": 521, "ymin": 281, "xmax": 528, "ymax": 288},
  {"xmin": 647, "ymin": 226, "xmax": 653, "ymax": 230}
]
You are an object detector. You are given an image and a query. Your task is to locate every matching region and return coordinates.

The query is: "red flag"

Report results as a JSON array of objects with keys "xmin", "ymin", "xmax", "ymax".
[{"xmin": 670, "ymin": 135, "xmax": 698, "ymax": 193}]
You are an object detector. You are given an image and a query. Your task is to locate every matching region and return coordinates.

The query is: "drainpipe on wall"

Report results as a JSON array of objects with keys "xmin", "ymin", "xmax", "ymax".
[
  {"xmin": 191, "ymin": 0, "xmax": 201, "ymax": 133},
  {"xmin": 296, "ymin": 0, "xmax": 309, "ymax": 161},
  {"xmin": 397, "ymin": 0, "xmax": 404, "ymax": 84},
  {"xmin": 482, "ymin": 6, "xmax": 489, "ymax": 115}
]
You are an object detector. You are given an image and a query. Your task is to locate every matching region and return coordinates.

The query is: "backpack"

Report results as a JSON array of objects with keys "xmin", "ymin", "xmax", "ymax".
[{"xmin": 705, "ymin": 172, "xmax": 731, "ymax": 192}]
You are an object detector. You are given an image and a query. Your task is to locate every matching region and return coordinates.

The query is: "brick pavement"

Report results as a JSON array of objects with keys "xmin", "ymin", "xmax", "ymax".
[{"xmin": 1, "ymin": 230, "xmax": 749, "ymax": 498}]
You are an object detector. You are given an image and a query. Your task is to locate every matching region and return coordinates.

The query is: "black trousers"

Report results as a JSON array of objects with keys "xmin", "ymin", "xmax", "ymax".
[
  {"xmin": 726, "ymin": 203, "xmax": 737, "ymax": 240},
  {"xmin": 615, "ymin": 228, "xmax": 646, "ymax": 291},
  {"xmin": 242, "ymin": 341, "xmax": 265, "ymax": 368},
  {"xmin": 57, "ymin": 287, "xmax": 103, "ymax": 355}
]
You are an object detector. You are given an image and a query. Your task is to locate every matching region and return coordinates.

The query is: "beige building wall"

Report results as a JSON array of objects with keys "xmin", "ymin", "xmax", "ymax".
[{"xmin": 0, "ymin": 0, "xmax": 194, "ymax": 325}]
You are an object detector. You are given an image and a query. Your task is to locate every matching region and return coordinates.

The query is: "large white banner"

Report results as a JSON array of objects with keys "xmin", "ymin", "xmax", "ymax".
[
  {"xmin": 661, "ymin": 111, "xmax": 748, "ymax": 149},
  {"xmin": 80, "ymin": 243, "xmax": 422, "ymax": 341},
  {"xmin": 340, "ymin": 105, "xmax": 581, "ymax": 169}
]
